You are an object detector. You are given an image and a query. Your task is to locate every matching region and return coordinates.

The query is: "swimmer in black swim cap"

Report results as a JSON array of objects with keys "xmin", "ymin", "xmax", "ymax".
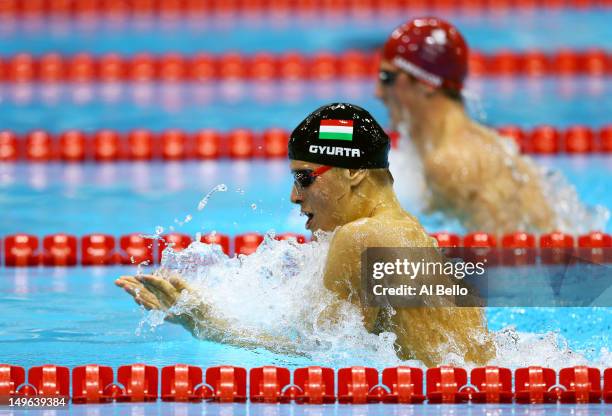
[
  {"xmin": 287, "ymin": 103, "xmax": 494, "ymax": 365},
  {"xmin": 288, "ymin": 103, "xmax": 395, "ymax": 232},
  {"xmin": 117, "ymin": 103, "xmax": 495, "ymax": 367}
]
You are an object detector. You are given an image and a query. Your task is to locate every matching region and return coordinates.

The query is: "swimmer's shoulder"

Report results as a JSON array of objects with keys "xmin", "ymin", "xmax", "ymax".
[{"xmin": 331, "ymin": 216, "xmax": 435, "ymax": 250}]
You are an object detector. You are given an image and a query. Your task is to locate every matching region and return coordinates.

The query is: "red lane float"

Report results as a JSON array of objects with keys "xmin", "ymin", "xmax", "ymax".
[
  {"xmin": 72, "ymin": 365, "xmax": 114, "ymax": 404},
  {"xmin": 263, "ymin": 128, "xmax": 289, "ymax": 158},
  {"xmin": 249, "ymin": 366, "xmax": 291, "ymax": 403},
  {"xmin": 564, "ymin": 126, "xmax": 595, "ymax": 153},
  {"xmin": 514, "ymin": 366, "xmax": 557, "ymax": 404},
  {"xmin": 0, "ymin": 51, "xmax": 610, "ymax": 83},
  {"xmin": 42, "ymin": 234, "xmax": 77, "ymax": 266},
  {"xmin": 578, "ymin": 231, "xmax": 612, "ymax": 263},
  {"xmin": 600, "ymin": 125, "xmax": 612, "ymax": 153},
  {"xmin": 558, "ymin": 366, "xmax": 601, "ymax": 403},
  {"xmin": 93, "ymin": 130, "xmax": 123, "ymax": 161},
  {"xmin": 24, "ymin": 365, "xmax": 70, "ymax": 397},
  {"xmin": 4, "ymin": 234, "xmax": 39, "ymax": 267},
  {"xmin": 127, "ymin": 129, "xmax": 155, "ymax": 160},
  {"xmin": 0, "ymin": 365, "xmax": 25, "ymax": 397},
  {"xmin": 540, "ymin": 231, "xmax": 574, "ymax": 265},
  {"xmin": 337, "ymin": 366, "xmax": 378, "ymax": 404},
  {"xmin": 470, "ymin": 366, "xmax": 513, "ymax": 403},
  {"xmin": 291, "ymin": 366, "xmax": 336, "ymax": 404},
  {"xmin": 81, "ymin": 234, "xmax": 116, "ymax": 265},
  {"xmin": 205, "ymin": 366, "xmax": 247, "ymax": 403},
  {"xmin": 501, "ymin": 232, "xmax": 536, "ymax": 265},
  {"xmin": 161, "ymin": 364, "xmax": 204, "ymax": 402},
  {"xmin": 426, "ymin": 366, "xmax": 468, "ymax": 404},
  {"xmin": 0, "ymin": 130, "xmax": 19, "ymax": 161},
  {"xmin": 116, "ymin": 364, "xmax": 158, "ymax": 402},
  {"xmin": 463, "ymin": 232, "xmax": 498, "ymax": 264},
  {"xmin": 605, "ymin": 368, "xmax": 612, "ymax": 403},
  {"xmin": 193, "ymin": 129, "xmax": 222, "ymax": 159},
  {"xmin": 26, "ymin": 130, "xmax": 55, "ymax": 162},
  {"xmin": 381, "ymin": 366, "xmax": 426, "ymax": 404},
  {"xmin": 59, "ymin": 130, "xmax": 87, "ymax": 162},
  {"xmin": 530, "ymin": 125, "xmax": 561, "ymax": 154},
  {"xmin": 228, "ymin": 129, "xmax": 255, "ymax": 159},
  {"xmin": 161, "ymin": 130, "xmax": 190, "ymax": 160}
]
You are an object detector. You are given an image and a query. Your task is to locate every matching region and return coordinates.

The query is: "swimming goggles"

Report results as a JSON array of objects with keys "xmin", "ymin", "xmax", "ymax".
[
  {"xmin": 379, "ymin": 69, "xmax": 399, "ymax": 86},
  {"xmin": 292, "ymin": 166, "xmax": 333, "ymax": 188}
]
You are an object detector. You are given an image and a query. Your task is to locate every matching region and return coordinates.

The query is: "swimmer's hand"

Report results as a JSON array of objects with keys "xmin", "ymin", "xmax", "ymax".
[
  {"xmin": 115, "ymin": 273, "xmax": 198, "ymax": 327},
  {"xmin": 116, "ymin": 274, "xmax": 302, "ymax": 356}
]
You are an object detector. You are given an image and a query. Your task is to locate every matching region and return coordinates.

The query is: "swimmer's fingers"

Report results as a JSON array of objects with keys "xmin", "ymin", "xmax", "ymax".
[
  {"xmin": 115, "ymin": 275, "xmax": 140, "ymax": 287},
  {"xmin": 139, "ymin": 275, "xmax": 180, "ymax": 308},
  {"xmin": 136, "ymin": 290, "xmax": 162, "ymax": 310},
  {"xmin": 169, "ymin": 275, "xmax": 192, "ymax": 293},
  {"xmin": 119, "ymin": 280, "xmax": 144, "ymax": 297}
]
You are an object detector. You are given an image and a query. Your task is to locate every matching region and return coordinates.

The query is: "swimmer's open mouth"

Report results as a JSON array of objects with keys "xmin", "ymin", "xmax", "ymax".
[{"xmin": 301, "ymin": 211, "xmax": 314, "ymax": 229}]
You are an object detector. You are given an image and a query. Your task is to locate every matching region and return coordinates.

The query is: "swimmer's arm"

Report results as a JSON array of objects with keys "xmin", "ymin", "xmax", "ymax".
[
  {"xmin": 115, "ymin": 274, "xmax": 299, "ymax": 355},
  {"xmin": 319, "ymin": 225, "xmax": 380, "ymax": 332}
]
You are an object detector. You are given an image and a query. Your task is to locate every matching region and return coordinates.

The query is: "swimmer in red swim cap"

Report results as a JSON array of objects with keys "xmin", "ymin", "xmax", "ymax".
[
  {"xmin": 117, "ymin": 103, "xmax": 495, "ymax": 367},
  {"xmin": 378, "ymin": 17, "xmax": 560, "ymax": 234}
]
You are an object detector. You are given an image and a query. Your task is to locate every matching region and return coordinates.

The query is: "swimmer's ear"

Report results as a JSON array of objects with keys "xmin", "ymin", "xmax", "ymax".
[
  {"xmin": 346, "ymin": 169, "xmax": 368, "ymax": 187},
  {"xmin": 416, "ymin": 81, "xmax": 436, "ymax": 98}
]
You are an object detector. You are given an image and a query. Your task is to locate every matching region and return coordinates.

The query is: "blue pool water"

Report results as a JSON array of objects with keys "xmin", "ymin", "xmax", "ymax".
[
  {"xmin": 2, "ymin": 10, "xmax": 612, "ymax": 54},
  {"xmin": 0, "ymin": 8, "xmax": 611, "ymax": 415},
  {"xmin": 0, "ymin": 157, "xmax": 610, "ymax": 236},
  {"xmin": 0, "ymin": 158, "xmax": 610, "ymax": 372},
  {"xmin": 0, "ymin": 79, "xmax": 611, "ymax": 133}
]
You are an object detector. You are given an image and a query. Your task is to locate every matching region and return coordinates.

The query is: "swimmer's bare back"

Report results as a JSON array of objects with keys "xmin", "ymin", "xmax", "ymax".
[
  {"xmin": 320, "ymin": 207, "xmax": 495, "ymax": 367},
  {"xmin": 422, "ymin": 122, "xmax": 556, "ymax": 235}
]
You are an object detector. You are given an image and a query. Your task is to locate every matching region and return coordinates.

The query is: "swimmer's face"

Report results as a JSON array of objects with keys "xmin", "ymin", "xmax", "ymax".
[
  {"xmin": 289, "ymin": 160, "xmax": 351, "ymax": 232},
  {"xmin": 376, "ymin": 59, "xmax": 427, "ymax": 128}
]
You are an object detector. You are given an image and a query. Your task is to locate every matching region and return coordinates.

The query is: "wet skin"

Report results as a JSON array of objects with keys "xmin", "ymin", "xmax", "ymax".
[
  {"xmin": 117, "ymin": 159, "xmax": 495, "ymax": 366},
  {"xmin": 376, "ymin": 59, "xmax": 556, "ymax": 234}
]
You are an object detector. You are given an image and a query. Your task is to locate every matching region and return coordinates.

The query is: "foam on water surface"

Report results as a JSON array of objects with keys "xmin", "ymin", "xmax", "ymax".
[{"xmin": 146, "ymin": 235, "xmax": 611, "ymax": 370}]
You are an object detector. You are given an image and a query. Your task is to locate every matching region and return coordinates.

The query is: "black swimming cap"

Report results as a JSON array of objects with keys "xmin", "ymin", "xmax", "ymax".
[{"xmin": 288, "ymin": 103, "xmax": 390, "ymax": 169}]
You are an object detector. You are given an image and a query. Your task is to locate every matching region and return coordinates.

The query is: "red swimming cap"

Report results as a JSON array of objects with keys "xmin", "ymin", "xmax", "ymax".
[{"xmin": 382, "ymin": 17, "xmax": 468, "ymax": 92}]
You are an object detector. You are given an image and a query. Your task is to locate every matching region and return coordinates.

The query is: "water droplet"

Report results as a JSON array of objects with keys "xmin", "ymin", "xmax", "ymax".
[
  {"xmin": 184, "ymin": 214, "xmax": 192, "ymax": 223},
  {"xmin": 251, "ymin": 203, "xmax": 257, "ymax": 210},
  {"xmin": 198, "ymin": 184, "xmax": 228, "ymax": 211},
  {"xmin": 155, "ymin": 226, "xmax": 164, "ymax": 235}
]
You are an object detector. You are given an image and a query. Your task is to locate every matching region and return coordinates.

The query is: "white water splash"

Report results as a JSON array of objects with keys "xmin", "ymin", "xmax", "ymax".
[
  {"xmin": 197, "ymin": 184, "xmax": 228, "ymax": 211},
  {"xmin": 143, "ymin": 234, "xmax": 611, "ymax": 369}
]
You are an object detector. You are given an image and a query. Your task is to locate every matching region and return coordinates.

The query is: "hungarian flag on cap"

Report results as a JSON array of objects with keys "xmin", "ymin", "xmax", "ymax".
[{"xmin": 318, "ymin": 119, "xmax": 354, "ymax": 141}]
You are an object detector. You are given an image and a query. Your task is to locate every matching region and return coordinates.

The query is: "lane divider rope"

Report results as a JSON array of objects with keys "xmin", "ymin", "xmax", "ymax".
[
  {"xmin": 2, "ymin": 0, "xmax": 612, "ymax": 16},
  {"xmin": 1, "ymin": 50, "xmax": 611, "ymax": 83},
  {"xmin": 0, "ymin": 124, "xmax": 610, "ymax": 162},
  {"xmin": 1, "ymin": 231, "xmax": 610, "ymax": 266},
  {"xmin": 0, "ymin": 364, "xmax": 610, "ymax": 404}
]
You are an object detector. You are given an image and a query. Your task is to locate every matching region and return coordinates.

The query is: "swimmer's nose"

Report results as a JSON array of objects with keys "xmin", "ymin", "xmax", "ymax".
[
  {"xmin": 290, "ymin": 183, "xmax": 302, "ymax": 204},
  {"xmin": 375, "ymin": 80, "xmax": 384, "ymax": 100}
]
